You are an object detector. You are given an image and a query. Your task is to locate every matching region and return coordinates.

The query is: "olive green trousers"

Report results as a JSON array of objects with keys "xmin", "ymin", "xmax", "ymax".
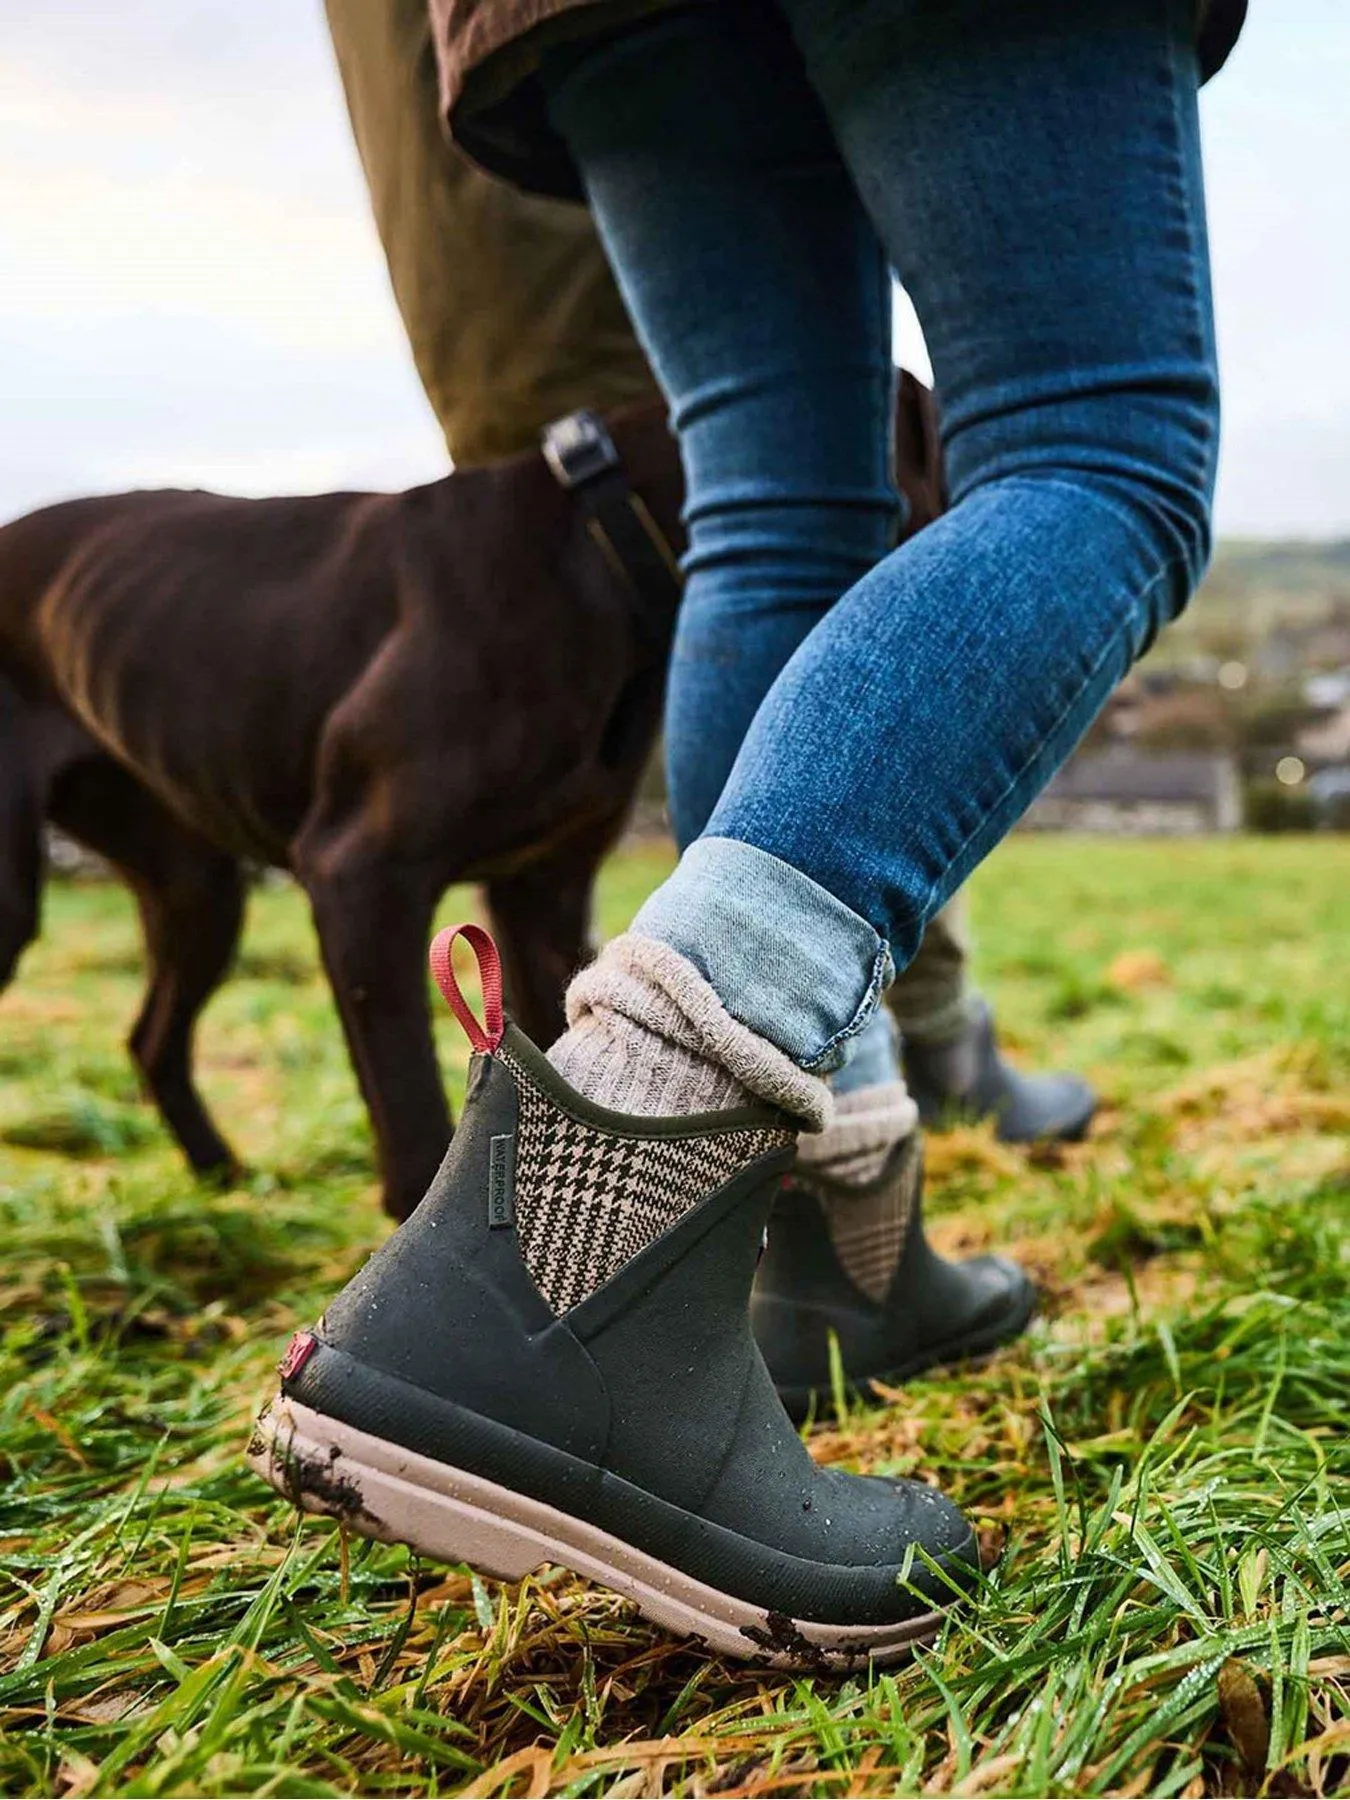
[{"xmin": 324, "ymin": 0, "xmax": 973, "ymax": 1042}]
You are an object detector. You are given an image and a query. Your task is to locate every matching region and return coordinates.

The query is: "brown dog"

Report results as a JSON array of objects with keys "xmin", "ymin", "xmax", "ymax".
[{"xmin": 0, "ymin": 377, "xmax": 941, "ymax": 1220}]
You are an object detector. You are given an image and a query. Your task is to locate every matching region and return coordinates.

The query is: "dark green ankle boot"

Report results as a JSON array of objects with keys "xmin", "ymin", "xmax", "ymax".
[
  {"xmin": 250, "ymin": 926, "xmax": 978, "ymax": 1668},
  {"xmin": 753, "ymin": 1135, "xmax": 1036, "ymax": 1423}
]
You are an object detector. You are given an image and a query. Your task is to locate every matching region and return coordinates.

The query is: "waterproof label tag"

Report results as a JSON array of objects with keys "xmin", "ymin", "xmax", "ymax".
[{"xmin": 488, "ymin": 1133, "xmax": 516, "ymax": 1229}]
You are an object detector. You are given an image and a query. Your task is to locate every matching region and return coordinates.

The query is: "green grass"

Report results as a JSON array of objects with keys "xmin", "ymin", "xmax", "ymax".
[{"xmin": 1, "ymin": 836, "xmax": 1346, "ymax": 1798}]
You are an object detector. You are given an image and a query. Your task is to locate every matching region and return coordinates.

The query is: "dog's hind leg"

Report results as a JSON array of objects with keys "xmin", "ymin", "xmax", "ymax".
[
  {"xmin": 484, "ymin": 817, "xmax": 621, "ymax": 1050},
  {"xmin": 126, "ymin": 852, "xmax": 245, "ymax": 1177},
  {"xmin": 48, "ymin": 758, "xmax": 245, "ymax": 1175},
  {"xmin": 0, "ymin": 679, "xmax": 42, "ymax": 990}
]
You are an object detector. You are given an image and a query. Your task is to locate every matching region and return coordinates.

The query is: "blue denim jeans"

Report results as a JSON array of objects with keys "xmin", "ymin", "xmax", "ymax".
[{"xmin": 544, "ymin": 0, "xmax": 1219, "ymax": 1073}]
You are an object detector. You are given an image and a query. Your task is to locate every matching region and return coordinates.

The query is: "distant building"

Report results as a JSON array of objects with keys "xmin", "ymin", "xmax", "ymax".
[
  {"xmin": 1258, "ymin": 620, "xmax": 1350, "ymax": 685},
  {"xmin": 1023, "ymin": 748, "xmax": 1243, "ymax": 835},
  {"xmin": 1304, "ymin": 668, "xmax": 1350, "ymax": 710},
  {"xmin": 1298, "ymin": 703, "xmax": 1350, "ymax": 765}
]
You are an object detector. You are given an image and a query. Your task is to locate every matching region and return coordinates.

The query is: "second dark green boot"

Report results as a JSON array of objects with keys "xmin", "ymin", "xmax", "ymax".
[{"xmin": 753, "ymin": 1132, "xmax": 1036, "ymax": 1423}]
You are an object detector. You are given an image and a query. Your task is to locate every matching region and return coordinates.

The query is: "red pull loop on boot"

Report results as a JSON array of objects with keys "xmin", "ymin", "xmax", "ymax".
[{"xmin": 429, "ymin": 923, "xmax": 505, "ymax": 1054}]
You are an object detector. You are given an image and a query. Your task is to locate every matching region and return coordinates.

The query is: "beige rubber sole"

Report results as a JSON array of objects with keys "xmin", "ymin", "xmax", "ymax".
[{"xmin": 248, "ymin": 1394, "xmax": 942, "ymax": 1669}]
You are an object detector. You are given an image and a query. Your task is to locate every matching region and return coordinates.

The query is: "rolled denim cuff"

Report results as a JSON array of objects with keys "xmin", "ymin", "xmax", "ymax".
[{"xmin": 632, "ymin": 836, "xmax": 893, "ymax": 1073}]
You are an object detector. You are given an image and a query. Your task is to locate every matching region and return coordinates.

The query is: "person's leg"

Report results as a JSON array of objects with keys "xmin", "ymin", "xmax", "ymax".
[
  {"xmin": 545, "ymin": 0, "xmax": 1216, "ymax": 1094},
  {"xmin": 541, "ymin": 5, "xmax": 901, "ymax": 1120},
  {"xmin": 888, "ymin": 901, "xmax": 970, "ymax": 1045},
  {"xmin": 539, "ymin": 21, "xmax": 896, "ymax": 861},
  {"xmin": 324, "ymin": 0, "xmax": 657, "ymax": 464}
]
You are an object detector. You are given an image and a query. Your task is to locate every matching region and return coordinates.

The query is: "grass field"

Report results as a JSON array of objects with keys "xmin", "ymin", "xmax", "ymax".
[{"xmin": 1, "ymin": 836, "xmax": 1346, "ymax": 1798}]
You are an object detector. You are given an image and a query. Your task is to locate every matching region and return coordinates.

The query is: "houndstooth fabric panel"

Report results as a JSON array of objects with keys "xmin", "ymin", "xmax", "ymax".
[
  {"xmin": 818, "ymin": 1137, "xmax": 922, "ymax": 1303},
  {"xmin": 499, "ymin": 1046, "xmax": 792, "ymax": 1316}
]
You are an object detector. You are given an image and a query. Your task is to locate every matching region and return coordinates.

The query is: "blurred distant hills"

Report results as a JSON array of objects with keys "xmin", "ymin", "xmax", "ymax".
[{"xmin": 1155, "ymin": 538, "xmax": 1350, "ymax": 668}]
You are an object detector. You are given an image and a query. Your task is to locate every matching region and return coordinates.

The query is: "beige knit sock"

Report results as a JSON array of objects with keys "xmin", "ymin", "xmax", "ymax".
[
  {"xmin": 797, "ymin": 1080, "xmax": 921, "ymax": 1300},
  {"xmin": 548, "ymin": 933, "xmax": 831, "ymax": 1130}
]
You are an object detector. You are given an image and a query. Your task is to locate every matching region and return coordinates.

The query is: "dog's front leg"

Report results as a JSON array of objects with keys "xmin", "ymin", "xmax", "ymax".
[{"xmin": 298, "ymin": 844, "xmax": 449, "ymax": 1222}]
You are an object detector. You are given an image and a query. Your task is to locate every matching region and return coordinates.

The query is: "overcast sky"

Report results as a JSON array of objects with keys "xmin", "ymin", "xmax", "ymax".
[{"xmin": 2, "ymin": 4, "xmax": 1347, "ymax": 538}]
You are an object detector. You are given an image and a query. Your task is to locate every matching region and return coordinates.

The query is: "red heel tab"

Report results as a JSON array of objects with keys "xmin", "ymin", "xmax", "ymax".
[{"xmin": 429, "ymin": 923, "xmax": 505, "ymax": 1054}]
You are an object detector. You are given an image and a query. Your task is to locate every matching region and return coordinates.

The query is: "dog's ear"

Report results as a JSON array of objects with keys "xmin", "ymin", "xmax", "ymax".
[{"xmin": 893, "ymin": 370, "xmax": 947, "ymax": 544}]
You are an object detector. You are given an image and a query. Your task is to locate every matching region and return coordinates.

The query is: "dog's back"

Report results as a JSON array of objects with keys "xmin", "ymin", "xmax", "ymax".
[
  {"xmin": 0, "ymin": 487, "xmax": 386, "ymax": 857},
  {"xmin": 0, "ymin": 406, "xmax": 684, "ymax": 871}
]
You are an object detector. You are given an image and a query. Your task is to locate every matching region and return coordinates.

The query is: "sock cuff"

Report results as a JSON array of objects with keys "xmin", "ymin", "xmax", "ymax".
[
  {"xmin": 564, "ymin": 933, "xmax": 832, "ymax": 1131},
  {"xmin": 797, "ymin": 1078, "xmax": 917, "ymax": 1182}
]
